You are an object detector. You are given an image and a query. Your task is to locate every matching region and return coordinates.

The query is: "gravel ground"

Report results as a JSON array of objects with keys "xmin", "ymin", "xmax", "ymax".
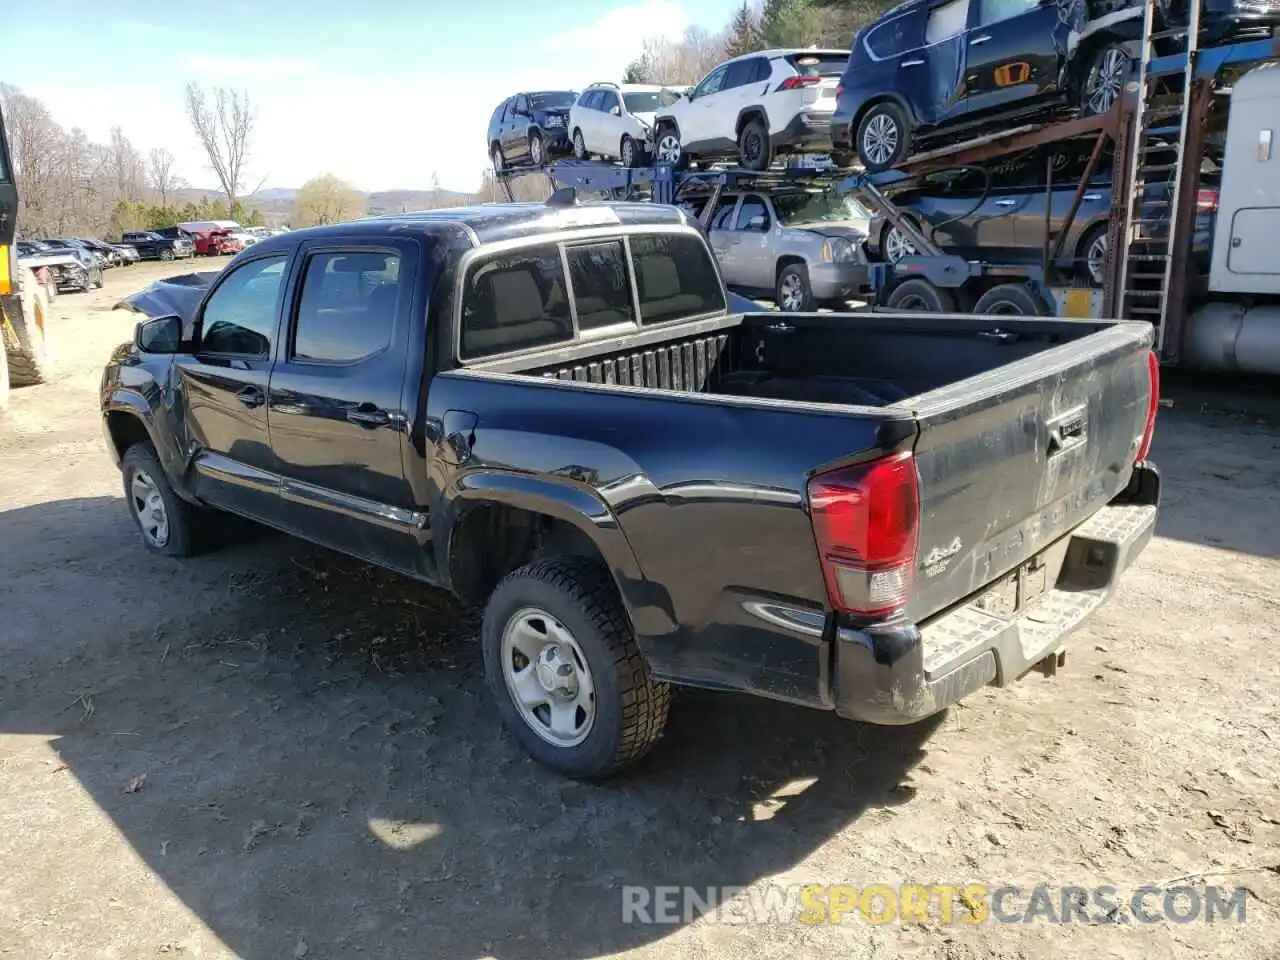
[{"xmin": 1, "ymin": 259, "xmax": 1277, "ymax": 960}]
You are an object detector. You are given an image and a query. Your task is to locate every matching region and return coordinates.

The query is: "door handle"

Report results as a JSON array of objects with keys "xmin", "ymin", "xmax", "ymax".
[
  {"xmin": 1082, "ymin": 193, "xmax": 1102, "ymax": 201},
  {"xmin": 236, "ymin": 386, "xmax": 265, "ymax": 409},
  {"xmin": 346, "ymin": 404, "xmax": 390, "ymax": 428},
  {"xmin": 995, "ymin": 199, "xmax": 1018, "ymax": 206},
  {"xmin": 970, "ymin": 34, "xmax": 991, "ymax": 44},
  {"xmin": 900, "ymin": 59, "xmax": 925, "ymax": 67}
]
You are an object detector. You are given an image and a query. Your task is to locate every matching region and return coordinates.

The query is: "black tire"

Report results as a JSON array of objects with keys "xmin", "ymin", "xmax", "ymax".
[
  {"xmin": 973, "ymin": 282, "xmax": 1045, "ymax": 316},
  {"xmin": 1080, "ymin": 42, "xmax": 1130, "ymax": 117},
  {"xmin": 879, "ymin": 214, "xmax": 924, "ymax": 264},
  {"xmin": 885, "ymin": 278, "xmax": 956, "ymax": 313},
  {"xmin": 92, "ymin": 267, "xmax": 105, "ymax": 289},
  {"xmin": 160, "ymin": 249, "xmax": 174, "ymax": 262},
  {"xmin": 620, "ymin": 134, "xmax": 641, "ymax": 168},
  {"xmin": 120, "ymin": 442, "xmax": 204, "ymax": 557},
  {"xmin": 491, "ymin": 143, "xmax": 506, "ymax": 173},
  {"xmin": 737, "ymin": 117, "xmax": 771, "ymax": 171},
  {"xmin": 5, "ymin": 268, "xmax": 51, "ymax": 387},
  {"xmin": 654, "ymin": 125, "xmax": 686, "ymax": 170},
  {"xmin": 572, "ymin": 129, "xmax": 588, "ymax": 160},
  {"xmin": 775, "ymin": 262, "xmax": 814, "ymax": 312},
  {"xmin": 528, "ymin": 130, "xmax": 545, "ymax": 167},
  {"xmin": 856, "ymin": 101, "xmax": 912, "ymax": 173},
  {"xmin": 482, "ymin": 556, "xmax": 671, "ymax": 780}
]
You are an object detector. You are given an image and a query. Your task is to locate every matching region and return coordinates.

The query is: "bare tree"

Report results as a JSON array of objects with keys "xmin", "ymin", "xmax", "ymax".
[
  {"xmin": 107, "ymin": 127, "xmax": 146, "ymax": 204},
  {"xmin": 147, "ymin": 148, "xmax": 184, "ymax": 208},
  {"xmin": 184, "ymin": 83, "xmax": 255, "ymax": 209},
  {"xmin": 293, "ymin": 174, "xmax": 365, "ymax": 227},
  {"xmin": 626, "ymin": 26, "xmax": 728, "ymax": 85}
]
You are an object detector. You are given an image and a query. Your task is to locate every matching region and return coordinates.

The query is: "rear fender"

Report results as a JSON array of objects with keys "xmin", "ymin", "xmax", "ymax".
[{"xmin": 442, "ymin": 470, "xmax": 678, "ymax": 643}]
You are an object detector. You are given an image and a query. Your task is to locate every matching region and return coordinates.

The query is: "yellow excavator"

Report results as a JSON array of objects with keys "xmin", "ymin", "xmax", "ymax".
[{"xmin": 0, "ymin": 102, "xmax": 51, "ymax": 408}]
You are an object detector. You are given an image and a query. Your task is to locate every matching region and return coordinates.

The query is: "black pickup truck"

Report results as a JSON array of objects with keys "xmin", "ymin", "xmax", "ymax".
[
  {"xmin": 102, "ymin": 198, "xmax": 1161, "ymax": 779},
  {"xmin": 119, "ymin": 230, "xmax": 195, "ymax": 261}
]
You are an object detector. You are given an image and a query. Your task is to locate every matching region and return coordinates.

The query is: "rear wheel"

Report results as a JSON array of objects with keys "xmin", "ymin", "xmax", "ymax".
[
  {"xmin": 482, "ymin": 556, "xmax": 671, "ymax": 780},
  {"xmin": 1078, "ymin": 224, "xmax": 1110, "ymax": 287},
  {"xmin": 973, "ymin": 282, "xmax": 1045, "ymax": 315},
  {"xmin": 160, "ymin": 249, "xmax": 174, "ymax": 262},
  {"xmin": 620, "ymin": 135, "xmax": 641, "ymax": 168},
  {"xmin": 885, "ymin": 277, "xmax": 956, "ymax": 313},
  {"xmin": 856, "ymin": 101, "xmax": 911, "ymax": 173},
  {"xmin": 528, "ymin": 130, "xmax": 545, "ymax": 167},
  {"xmin": 775, "ymin": 263, "xmax": 814, "ymax": 312},
  {"xmin": 491, "ymin": 143, "xmax": 506, "ymax": 173},
  {"xmin": 738, "ymin": 117, "xmax": 772, "ymax": 171}
]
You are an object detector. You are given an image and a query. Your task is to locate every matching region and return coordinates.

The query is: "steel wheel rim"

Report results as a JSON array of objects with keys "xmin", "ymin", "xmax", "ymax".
[
  {"xmin": 530, "ymin": 136, "xmax": 543, "ymax": 165},
  {"xmin": 130, "ymin": 469, "xmax": 170, "ymax": 548},
  {"xmin": 779, "ymin": 273, "xmax": 805, "ymax": 311},
  {"xmin": 621, "ymin": 138, "xmax": 633, "ymax": 166},
  {"xmin": 1089, "ymin": 48, "xmax": 1127, "ymax": 114},
  {"xmin": 501, "ymin": 607, "xmax": 596, "ymax": 747},
  {"xmin": 657, "ymin": 134, "xmax": 681, "ymax": 163},
  {"xmin": 895, "ymin": 293, "xmax": 929, "ymax": 310},
  {"xmin": 574, "ymin": 131, "xmax": 586, "ymax": 159},
  {"xmin": 1087, "ymin": 232, "xmax": 1109, "ymax": 285},
  {"xmin": 885, "ymin": 225, "xmax": 916, "ymax": 263},
  {"xmin": 863, "ymin": 113, "xmax": 899, "ymax": 165}
]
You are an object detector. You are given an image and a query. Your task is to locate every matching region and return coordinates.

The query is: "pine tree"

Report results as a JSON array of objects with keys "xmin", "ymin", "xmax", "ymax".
[
  {"xmin": 724, "ymin": 3, "xmax": 761, "ymax": 58},
  {"xmin": 759, "ymin": 0, "xmax": 820, "ymax": 48},
  {"xmin": 623, "ymin": 54, "xmax": 651, "ymax": 84}
]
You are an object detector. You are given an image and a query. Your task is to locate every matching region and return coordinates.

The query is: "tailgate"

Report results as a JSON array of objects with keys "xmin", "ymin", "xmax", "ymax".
[{"xmin": 906, "ymin": 322, "xmax": 1155, "ymax": 624}]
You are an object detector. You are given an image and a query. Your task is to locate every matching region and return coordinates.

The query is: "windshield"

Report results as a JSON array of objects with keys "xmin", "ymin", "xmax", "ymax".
[
  {"xmin": 530, "ymin": 91, "xmax": 576, "ymax": 110},
  {"xmin": 772, "ymin": 192, "xmax": 869, "ymax": 225},
  {"xmin": 623, "ymin": 89, "xmax": 683, "ymax": 113}
]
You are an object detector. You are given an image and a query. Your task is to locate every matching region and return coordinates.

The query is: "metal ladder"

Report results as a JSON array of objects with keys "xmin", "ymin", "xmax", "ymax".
[{"xmin": 1117, "ymin": 0, "xmax": 1201, "ymax": 349}]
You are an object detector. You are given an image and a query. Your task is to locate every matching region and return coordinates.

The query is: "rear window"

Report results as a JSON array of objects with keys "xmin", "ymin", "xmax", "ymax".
[
  {"xmin": 566, "ymin": 241, "xmax": 634, "ymax": 331},
  {"xmin": 630, "ymin": 234, "xmax": 725, "ymax": 325},
  {"xmin": 784, "ymin": 53, "xmax": 849, "ymax": 77},
  {"xmin": 623, "ymin": 89, "xmax": 683, "ymax": 113},
  {"xmin": 530, "ymin": 91, "xmax": 576, "ymax": 110},
  {"xmin": 460, "ymin": 244, "xmax": 573, "ymax": 360}
]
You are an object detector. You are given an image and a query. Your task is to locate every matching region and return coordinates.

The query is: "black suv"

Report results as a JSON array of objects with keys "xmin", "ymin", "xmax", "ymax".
[
  {"xmin": 831, "ymin": 0, "xmax": 1148, "ymax": 172},
  {"xmin": 488, "ymin": 91, "xmax": 577, "ymax": 171}
]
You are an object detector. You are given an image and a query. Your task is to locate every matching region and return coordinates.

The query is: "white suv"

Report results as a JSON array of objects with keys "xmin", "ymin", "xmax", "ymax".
[
  {"xmin": 569, "ymin": 83, "xmax": 686, "ymax": 168},
  {"xmin": 653, "ymin": 48, "xmax": 849, "ymax": 171}
]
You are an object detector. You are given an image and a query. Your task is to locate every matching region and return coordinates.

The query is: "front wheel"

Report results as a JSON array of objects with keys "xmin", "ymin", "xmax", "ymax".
[
  {"xmin": 775, "ymin": 263, "xmax": 814, "ymax": 312},
  {"xmin": 881, "ymin": 216, "xmax": 923, "ymax": 264},
  {"xmin": 491, "ymin": 143, "xmax": 506, "ymax": 174},
  {"xmin": 572, "ymin": 129, "xmax": 588, "ymax": 160},
  {"xmin": 1081, "ymin": 43, "xmax": 1129, "ymax": 116},
  {"xmin": 620, "ymin": 134, "xmax": 641, "ymax": 168},
  {"xmin": 856, "ymin": 101, "xmax": 912, "ymax": 173},
  {"xmin": 482, "ymin": 556, "xmax": 671, "ymax": 780},
  {"xmin": 654, "ymin": 127, "xmax": 686, "ymax": 169},
  {"xmin": 1079, "ymin": 225, "xmax": 1110, "ymax": 287},
  {"xmin": 120, "ymin": 443, "xmax": 204, "ymax": 557},
  {"xmin": 160, "ymin": 249, "xmax": 174, "ymax": 262}
]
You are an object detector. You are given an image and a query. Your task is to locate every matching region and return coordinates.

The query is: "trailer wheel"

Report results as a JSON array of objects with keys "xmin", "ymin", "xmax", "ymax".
[
  {"xmin": 973, "ymin": 283, "xmax": 1044, "ymax": 316},
  {"xmin": 886, "ymin": 278, "xmax": 955, "ymax": 313},
  {"xmin": 482, "ymin": 556, "xmax": 671, "ymax": 780}
]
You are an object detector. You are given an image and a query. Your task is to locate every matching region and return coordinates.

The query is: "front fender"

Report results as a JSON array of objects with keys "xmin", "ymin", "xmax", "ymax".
[{"xmin": 442, "ymin": 470, "xmax": 679, "ymax": 643}]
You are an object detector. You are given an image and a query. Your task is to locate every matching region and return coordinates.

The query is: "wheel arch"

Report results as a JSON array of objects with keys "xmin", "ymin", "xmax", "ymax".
[
  {"xmin": 735, "ymin": 106, "xmax": 768, "ymax": 137},
  {"xmin": 654, "ymin": 115, "xmax": 681, "ymax": 140},
  {"xmin": 1069, "ymin": 23, "xmax": 1143, "ymax": 92},
  {"xmin": 774, "ymin": 254, "xmax": 806, "ymax": 283}
]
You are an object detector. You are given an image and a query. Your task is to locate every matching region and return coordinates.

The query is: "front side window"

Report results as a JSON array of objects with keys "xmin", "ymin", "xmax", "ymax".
[
  {"xmin": 598, "ymin": 90, "xmax": 620, "ymax": 114},
  {"xmin": 975, "ymin": 0, "xmax": 1039, "ymax": 27},
  {"xmin": 200, "ymin": 255, "xmax": 288, "ymax": 356},
  {"xmin": 630, "ymin": 234, "xmax": 726, "ymax": 325},
  {"xmin": 710, "ymin": 196, "xmax": 738, "ymax": 230},
  {"xmin": 565, "ymin": 241, "xmax": 634, "ymax": 331},
  {"xmin": 693, "ymin": 66, "xmax": 728, "ymax": 99},
  {"xmin": 293, "ymin": 251, "xmax": 401, "ymax": 363},
  {"xmin": 460, "ymin": 244, "xmax": 572, "ymax": 360},
  {"xmin": 735, "ymin": 197, "xmax": 771, "ymax": 232},
  {"xmin": 623, "ymin": 89, "xmax": 683, "ymax": 113}
]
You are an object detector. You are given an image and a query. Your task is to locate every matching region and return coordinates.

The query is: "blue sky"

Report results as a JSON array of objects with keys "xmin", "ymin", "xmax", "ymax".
[{"xmin": 5, "ymin": 0, "xmax": 741, "ymax": 194}]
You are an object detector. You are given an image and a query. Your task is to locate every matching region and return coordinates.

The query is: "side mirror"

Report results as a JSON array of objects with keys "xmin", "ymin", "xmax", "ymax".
[
  {"xmin": 610, "ymin": 105, "xmax": 621, "ymax": 116},
  {"xmin": 135, "ymin": 314, "xmax": 183, "ymax": 354},
  {"xmin": 747, "ymin": 215, "xmax": 768, "ymax": 231}
]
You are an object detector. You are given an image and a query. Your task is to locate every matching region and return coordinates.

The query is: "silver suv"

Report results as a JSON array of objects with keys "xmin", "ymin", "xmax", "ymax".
[{"xmin": 688, "ymin": 189, "xmax": 872, "ymax": 311}]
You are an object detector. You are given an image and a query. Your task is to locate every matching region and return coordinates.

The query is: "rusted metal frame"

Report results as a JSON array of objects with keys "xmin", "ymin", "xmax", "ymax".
[
  {"xmin": 1048, "ymin": 127, "xmax": 1114, "ymax": 265},
  {"xmin": 1102, "ymin": 95, "xmax": 1137, "ymax": 318},
  {"xmin": 1160, "ymin": 76, "xmax": 1214, "ymax": 363}
]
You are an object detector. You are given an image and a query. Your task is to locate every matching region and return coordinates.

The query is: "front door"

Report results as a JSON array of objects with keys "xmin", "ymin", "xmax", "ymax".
[
  {"xmin": 681, "ymin": 64, "xmax": 730, "ymax": 148},
  {"xmin": 705, "ymin": 194, "xmax": 745, "ymax": 285},
  {"xmin": 266, "ymin": 241, "xmax": 423, "ymax": 575},
  {"xmin": 730, "ymin": 194, "xmax": 776, "ymax": 295},
  {"xmin": 962, "ymin": 0, "xmax": 1067, "ymax": 118},
  {"xmin": 181, "ymin": 253, "xmax": 292, "ymax": 519},
  {"xmin": 505, "ymin": 95, "xmax": 531, "ymax": 162}
]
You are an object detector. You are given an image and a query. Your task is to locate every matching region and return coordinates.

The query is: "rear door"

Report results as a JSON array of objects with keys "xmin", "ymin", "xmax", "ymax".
[
  {"xmin": 266, "ymin": 240, "xmax": 424, "ymax": 575},
  {"xmin": 961, "ymin": 0, "xmax": 1066, "ymax": 117},
  {"xmin": 906, "ymin": 322, "xmax": 1155, "ymax": 625},
  {"xmin": 594, "ymin": 89, "xmax": 625, "ymax": 157}
]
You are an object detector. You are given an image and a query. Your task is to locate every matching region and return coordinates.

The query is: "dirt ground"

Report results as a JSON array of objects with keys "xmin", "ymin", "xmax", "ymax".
[{"xmin": 1, "ymin": 259, "xmax": 1277, "ymax": 960}]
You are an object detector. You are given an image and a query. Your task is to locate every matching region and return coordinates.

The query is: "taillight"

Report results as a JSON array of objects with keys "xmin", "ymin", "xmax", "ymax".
[
  {"xmin": 808, "ymin": 451, "xmax": 919, "ymax": 618},
  {"xmin": 1136, "ymin": 350, "xmax": 1159, "ymax": 462},
  {"xmin": 835, "ymin": 82, "xmax": 845, "ymax": 97},
  {"xmin": 778, "ymin": 75, "xmax": 823, "ymax": 91},
  {"xmin": 1196, "ymin": 188, "xmax": 1218, "ymax": 213}
]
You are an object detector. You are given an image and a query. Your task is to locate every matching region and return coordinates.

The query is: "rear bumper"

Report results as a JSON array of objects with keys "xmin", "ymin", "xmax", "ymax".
[
  {"xmin": 832, "ymin": 462, "xmax": 1161, "ymax": 724},
  {"xmin": 773, "ymin": 111, "xmax": 837, "ymax": 152}
]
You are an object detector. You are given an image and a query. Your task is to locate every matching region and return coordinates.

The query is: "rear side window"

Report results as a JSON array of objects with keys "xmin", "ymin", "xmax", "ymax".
[
  {"xmin": 460, "ymin": 244, "xmax": 573, "ymax": 359},
  {"xmin": 566, "ymin": 241, "xmax": 634, "ymax": 331},
  {"xmin": 725, "ymin": 58, "xmax": 766, "ymax": 88},
  {"xmin": 293, "ymin": 251, "xmax": 401, "ymax": 363},
  {"xmin": 598, "ymin": 90, "xmax": 620, "ymax": 113},
  {"xmin": 630, "ymin": 234, "xmax": 725, "ymax": 325},
  {"xmin": 864, "ymin": 15, "xmax": 915, "ymax": 59}
]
